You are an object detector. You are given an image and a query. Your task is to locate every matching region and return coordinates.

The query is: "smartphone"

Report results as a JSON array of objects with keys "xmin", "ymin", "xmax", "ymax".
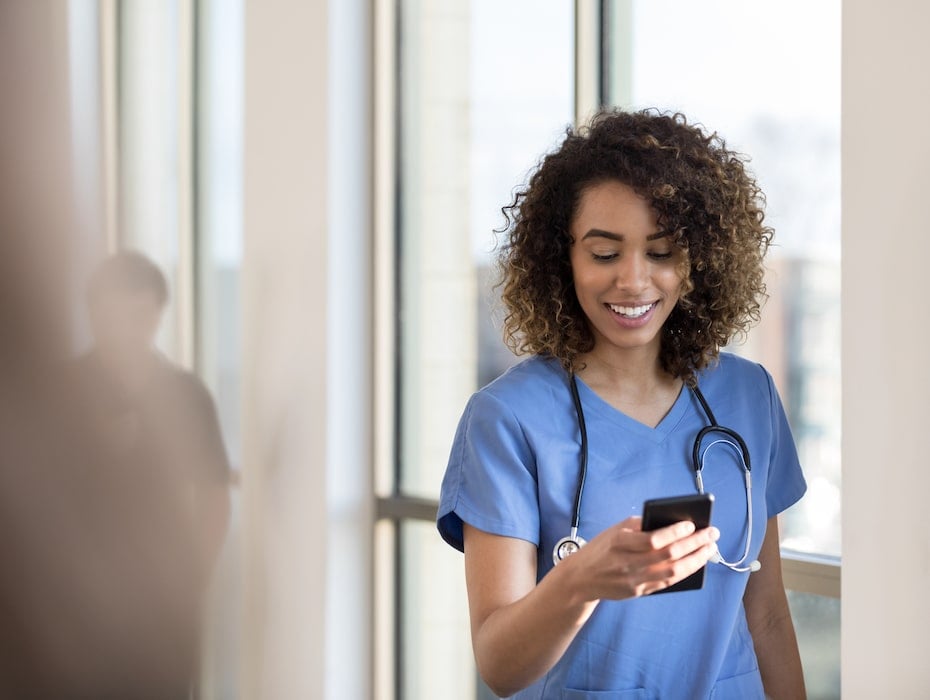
[{"xmin": 641, "ymin": 493, "xmax": 714, "ymax": 594}]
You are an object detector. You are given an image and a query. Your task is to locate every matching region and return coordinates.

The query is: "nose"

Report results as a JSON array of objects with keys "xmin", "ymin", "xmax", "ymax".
[{"xmin": 614, "ymin": 253, "xmax": 648, "ymax": 292}]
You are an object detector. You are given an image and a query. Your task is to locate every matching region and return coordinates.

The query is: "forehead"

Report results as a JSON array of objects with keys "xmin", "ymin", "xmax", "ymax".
[{"xmin": 572, "ymin": 180, "xmax": 659, "ymax": 234}]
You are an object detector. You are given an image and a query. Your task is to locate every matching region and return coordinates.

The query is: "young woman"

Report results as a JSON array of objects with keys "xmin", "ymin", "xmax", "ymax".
[{"xmin": 437, "ymin": 109, "xmax": 807, "ymax": 699}]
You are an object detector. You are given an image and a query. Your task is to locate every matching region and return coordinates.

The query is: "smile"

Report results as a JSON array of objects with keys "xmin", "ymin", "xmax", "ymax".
[{"xmin": 607, "ymin": 302, "xmax": 657, "ymax": 319}]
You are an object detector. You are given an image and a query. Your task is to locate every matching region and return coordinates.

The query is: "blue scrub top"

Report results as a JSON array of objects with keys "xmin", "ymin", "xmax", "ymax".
[{"xmin": 437, "ymin": 353, "xmax": 807, "ymax": 699}]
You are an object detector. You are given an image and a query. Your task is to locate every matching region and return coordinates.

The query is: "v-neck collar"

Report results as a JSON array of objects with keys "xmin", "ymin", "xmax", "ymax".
[{"xmin": 572, "ymin": 373, "xmax": 691, "ymax": 444}]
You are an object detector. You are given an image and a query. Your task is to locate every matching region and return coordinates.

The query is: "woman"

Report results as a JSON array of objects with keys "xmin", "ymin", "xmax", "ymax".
[{"xmin": 437, "ymin": 109, "xmax": 807, "ymax": 698}]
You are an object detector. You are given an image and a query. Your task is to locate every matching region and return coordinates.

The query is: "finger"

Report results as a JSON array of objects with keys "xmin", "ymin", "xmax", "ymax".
[
  {"xmin": 641, "ymin": 541, "xmax": 718, "ymax": 595},
  {"xmin": 640, "ymin": 519, "xmax": 697, "ymax": 550},
  {"xmin": 663, "ymin": 526, "xmax": 720, "ymax": 562}
]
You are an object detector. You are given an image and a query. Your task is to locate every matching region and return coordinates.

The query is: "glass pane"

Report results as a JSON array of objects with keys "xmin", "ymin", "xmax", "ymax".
[
  {"xmin": 400, "ymin": 520, "xmax": 490, "ymax": 700},
  {"xmin": 195, "ymin": 1, "xmax": 244, "ymax": 698},
  {"xmin": 786, "ymin": 590, "xmax": 841, "ymax": 698},
  {"xmin": 605, "ymin": 0, "xmax": 841, "ymax": 558},
  {"xmin": 197, "ymin": 0, "xmax": 244, "ymax": 470},
  {"xmin": 397, "ymin": 0, "xmax": 574, "ymax": 499},
  {"xmin": 119, "ymin": 0, "xmax": 183, "ymax": 359}
]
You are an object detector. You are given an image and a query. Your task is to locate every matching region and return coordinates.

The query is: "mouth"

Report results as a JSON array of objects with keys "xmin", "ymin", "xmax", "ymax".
[{"xmin": 607, "ymin": 301, "xmax": 657, "ymax": 319}]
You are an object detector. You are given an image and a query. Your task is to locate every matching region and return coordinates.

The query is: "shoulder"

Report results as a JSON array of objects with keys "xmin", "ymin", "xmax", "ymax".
[
  {"xmin": 471, "ymin": 356, "xmax": 569, "ymax": 415},
  {"xmin": 452, "ymin": 356, "xmax": 571, "ymax": 448},
  {"xmin": 695, "ymin": 352, "xmax": 784, "ymax": 418},
  {"xmin": 699, "ymin": 352, "xmax": 772, "ymax": 391},
  {"xmin": 152, "ymin": 356, "xmax": 216, "ymax": 409},
  {"xmin": 696, "ymin": 353, "xmax": 799, "ymax": 458}
]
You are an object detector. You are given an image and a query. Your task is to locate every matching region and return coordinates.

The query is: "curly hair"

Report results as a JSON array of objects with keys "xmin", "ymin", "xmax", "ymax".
[{"xmin": 498, "ymin": 108, "xmax": 772, "ymax": 382}]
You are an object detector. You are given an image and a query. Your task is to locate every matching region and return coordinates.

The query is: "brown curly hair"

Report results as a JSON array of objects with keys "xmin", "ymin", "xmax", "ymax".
[{"xmin": 498, "ymin": 108, "xmax": 772, "ymax": 382}]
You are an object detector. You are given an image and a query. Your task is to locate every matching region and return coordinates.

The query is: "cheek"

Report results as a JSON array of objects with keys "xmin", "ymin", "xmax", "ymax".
[
  {"xmin": 568, "ymin": 253, "xmax": 591, "ymax": 292},
  {"xmin": 571, "ymin": 266, "xmax": 610, "ymax": 303},
  {"xmin": 662, "ymin": 267, "xmax": 687, "ymax": 295}
]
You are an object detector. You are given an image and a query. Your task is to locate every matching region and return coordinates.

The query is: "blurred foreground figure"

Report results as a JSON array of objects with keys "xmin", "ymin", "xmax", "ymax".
[
  {"xmin": 73, "ymin": 252, "xmax": 232, "ymax": 697},
  {"xmin": 0, "ymin": 251, "xmax": 231, "ymax": 699}
]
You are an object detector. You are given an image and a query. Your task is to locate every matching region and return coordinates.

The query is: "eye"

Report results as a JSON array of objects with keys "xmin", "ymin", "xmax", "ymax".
[
  {"xmin": 592, "ymin": 252, "xmax": 618, "ymax": 262},
  {"xmin": 648, "ymin": 251, "xmax": 674, "ymax": 260}
]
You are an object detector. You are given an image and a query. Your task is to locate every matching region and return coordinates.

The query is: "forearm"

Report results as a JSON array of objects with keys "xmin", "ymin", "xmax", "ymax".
[
  {"xmin": 750, "ymin": 602, "xmax": 806, "ymax": 699},
  {"xmin": 472, "ymin": 558, "xmax": 597, "ymax": 697},
  {"xmin": 196, "ymin": 484, "xmax": 231, "ymax": 573},
  {"xmin": 464, "ymin": 519, "xmax": 717, "ymax": 696},
  {"xmin": 743, "ymin": 518, "xmax": 806, "ymax": 699}
]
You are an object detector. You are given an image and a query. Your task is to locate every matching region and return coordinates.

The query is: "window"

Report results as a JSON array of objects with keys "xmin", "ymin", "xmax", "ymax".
[
  {"xmin": 106, "ymin": 1, "xmax": 244, "ymax": 696},
  {"xmin": 376, "ymin": 1, "xmax": 574, "ymax": 697},
  {"xmin": 379, "ymin": 2, "xmax": 841, "ymax": 698},
  {"xmin": 195, "ymin": 1, "xmax": 244, "ymax": 697},
  {"xmin": 603, "ymin": 1, "xmax": 841, "ymax": 695},
  {"xmin": 118, "ymin": 0, "xmax": 190, "ymax": 362},
  {"xmin": 604, "ymin": 0, "xmax": 841, "ymax": 562}
]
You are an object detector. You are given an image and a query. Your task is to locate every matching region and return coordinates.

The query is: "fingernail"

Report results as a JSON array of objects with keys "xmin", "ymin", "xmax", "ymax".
[{"xmin": 710, "ymin": 527, "xmax": 720, "ymax": 541}]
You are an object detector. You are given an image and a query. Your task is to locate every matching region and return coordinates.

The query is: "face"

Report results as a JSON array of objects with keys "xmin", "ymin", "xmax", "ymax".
[
  {"xmin": 569, "ymin": 180, "xmax": 685, "ymax": 362},
  {"xmin": 89, "ymin": 291, "xmax": 164, "ymax": 356}
]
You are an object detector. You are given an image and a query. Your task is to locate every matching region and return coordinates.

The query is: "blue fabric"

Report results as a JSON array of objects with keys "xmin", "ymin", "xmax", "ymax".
[{"xmin": 437, "ymin": 353, "xmax": 807, "ymax": 699}]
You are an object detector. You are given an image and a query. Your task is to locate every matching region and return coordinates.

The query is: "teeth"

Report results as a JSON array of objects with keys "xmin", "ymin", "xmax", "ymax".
[{"xmin": 609, "ymin": 303, "xmax": 653, "ymax": 318}]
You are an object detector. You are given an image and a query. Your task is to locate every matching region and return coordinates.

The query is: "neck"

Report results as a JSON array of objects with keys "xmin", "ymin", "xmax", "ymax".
[
  {"xmin": 575, "ymin": 346, "xmax": 683, "ymax": 427},
  {"xmin": 578, "ymin": 346, "xmax": 670, "ymax": 391}
]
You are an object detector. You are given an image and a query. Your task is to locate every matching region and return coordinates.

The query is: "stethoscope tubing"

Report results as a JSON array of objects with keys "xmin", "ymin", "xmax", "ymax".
[{"xmin": 557, "ymin": 371, "xmax": 757, "ymax": 572}]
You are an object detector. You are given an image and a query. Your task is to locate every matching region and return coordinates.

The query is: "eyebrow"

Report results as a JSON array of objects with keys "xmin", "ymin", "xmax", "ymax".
[{"xmin": 581, "ymin": 228, "xmax": 669, "ymax": 242}]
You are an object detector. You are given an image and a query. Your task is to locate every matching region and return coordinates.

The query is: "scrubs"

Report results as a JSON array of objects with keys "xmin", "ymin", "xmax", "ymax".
[{"xmin": 438, "ymin": 354, "xmax": 806, "ymax": 699}]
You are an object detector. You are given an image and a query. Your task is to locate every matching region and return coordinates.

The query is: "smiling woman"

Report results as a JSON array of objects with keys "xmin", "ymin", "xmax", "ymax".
[
  {"xmin": 499, "ymin": 110, "xmax": 772, "ymax": 382},
  {"xmin": 437, "ymin": 108, "xmax": 806, "ymax": 699}
]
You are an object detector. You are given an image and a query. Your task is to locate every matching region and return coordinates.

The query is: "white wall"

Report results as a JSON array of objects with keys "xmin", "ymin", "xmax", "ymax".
[
  {"xmin": 842, "ymin": 0, "xmax": 930, "ymax": 696},
  {"xmin": 241, "ymin": 1, "xmax": 372, "ymax": 698}
]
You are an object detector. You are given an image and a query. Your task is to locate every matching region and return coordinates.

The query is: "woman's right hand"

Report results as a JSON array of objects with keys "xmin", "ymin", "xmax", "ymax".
[
  {"xmin": 462, "ymin": 518, "xmax": 719, "ymax": 697},
  {"xmin": 560, "ymin": 515, "xmax": 720, "ymax": 600}
]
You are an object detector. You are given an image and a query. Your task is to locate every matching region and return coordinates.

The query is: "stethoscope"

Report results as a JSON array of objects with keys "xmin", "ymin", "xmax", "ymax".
[{"xmin": 552, "ymin": 373, "xmax": 760, "ymax": 573}]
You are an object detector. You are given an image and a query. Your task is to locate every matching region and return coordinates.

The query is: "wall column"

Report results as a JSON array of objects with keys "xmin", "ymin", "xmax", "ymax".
[
  {"xmin": 843, "ymin": 0, "xmax": 930, "ymax": 694},
  {"xmin": 241, "ymin": 1, "xmax": 371, "ymax": 697}
]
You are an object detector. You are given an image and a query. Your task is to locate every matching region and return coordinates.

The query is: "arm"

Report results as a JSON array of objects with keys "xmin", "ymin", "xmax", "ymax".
[
  {"xmin": 195, "ymin": 480, "xmax": 230, "ymax": 573},
  {"xmin": 743, "ymin": 516, "xmax": 806, "ymax": 699},
  {"xmin": 463, "ymin": 517, "xmax": 719, "ymax": 697},
  {"xmin": 190, "ymin": 382, "xmax": 232, "ymax": 579}
]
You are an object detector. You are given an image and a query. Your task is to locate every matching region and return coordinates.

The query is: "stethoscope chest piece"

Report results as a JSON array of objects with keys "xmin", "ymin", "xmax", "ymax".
[{"xmin": 552, "ymin": 533, "xmax": 587, "ymax": 565}]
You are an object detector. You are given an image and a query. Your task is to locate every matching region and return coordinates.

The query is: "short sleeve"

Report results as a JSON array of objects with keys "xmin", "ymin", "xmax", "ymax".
[
  {"xmin": 188, "ymin": 379, "xmax": 232, "ymax": 485},
  {"xmin": 437, "ymin": 390, "xmax": 540, "ymax": 553},
  {"xmin": 761, "ymin": 367, "xmax": 807, "ymax": 516}
]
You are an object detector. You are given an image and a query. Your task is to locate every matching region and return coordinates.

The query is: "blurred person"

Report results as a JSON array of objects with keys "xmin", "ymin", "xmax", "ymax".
[
  {"xmin": 67, "ymin": 251, "xmax": 232, "ymax": 698},
  {"xmin": 437, "ymin": 109, "xmax": 807, "ymax": 698},
  {"xmin": 0, "ymin": 249, "xmax": 231, "ymax": 699},
  {"xmin": 0, "ymin": 6, "xmax": 235, "ymax": 695}
]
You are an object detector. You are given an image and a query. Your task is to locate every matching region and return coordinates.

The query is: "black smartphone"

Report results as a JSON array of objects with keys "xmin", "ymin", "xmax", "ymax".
[{"xmin": 641, "ymin": 493, "xmax": 714, "ymax": 594}]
